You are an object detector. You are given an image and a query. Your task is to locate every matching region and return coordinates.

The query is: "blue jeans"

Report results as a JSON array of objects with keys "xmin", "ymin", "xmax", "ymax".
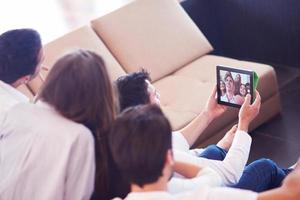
[
  {"xmin": 198, "ymin": 145, "xmax": 291, "ymax": 192},
  {"xmin": 198, "ymin": 144, "xmax": 227, "ymax": 160}
]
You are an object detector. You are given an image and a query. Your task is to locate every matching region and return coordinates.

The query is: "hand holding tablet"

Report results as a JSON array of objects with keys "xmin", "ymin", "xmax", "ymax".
[{"xmin": 217, "ymin": 65, "xmax": 259, "ymax": 108}]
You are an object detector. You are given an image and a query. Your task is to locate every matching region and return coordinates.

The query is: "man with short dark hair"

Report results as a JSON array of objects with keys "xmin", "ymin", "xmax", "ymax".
[
  {"xmin": 110, "ymin": 104, "xmax": 300, "ymax": 200},
  {"xmin": 116, "ymin": 70, "xmax": 155, "ymax": 111},
  {"xmin": 116, "ymin": 70, "xmax": 233, "ymax": 153},
  {"xmin": 0, "ymin": 28, "xmax": 44, "ymax": 113}
]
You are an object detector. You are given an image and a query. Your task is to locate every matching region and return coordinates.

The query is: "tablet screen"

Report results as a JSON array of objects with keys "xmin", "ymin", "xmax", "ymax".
[{"xmin": 217, "ymin": 65, "xmax": 254, "ymax": 108}]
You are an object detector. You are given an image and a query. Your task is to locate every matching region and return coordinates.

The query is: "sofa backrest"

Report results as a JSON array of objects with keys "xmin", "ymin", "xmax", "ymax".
[
  {"xmin": 91, "ymin": 0, "xmax": 213, "ymax": 81},
  {"xmin": 27, "ymin": 26, "xmax": 125, "ymax": 94}
]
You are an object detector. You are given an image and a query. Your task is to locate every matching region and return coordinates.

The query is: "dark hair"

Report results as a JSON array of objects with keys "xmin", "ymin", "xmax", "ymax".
[
  {"xmin": 220, "ymin": 80, "xmax": 226, "ymax": 94},
  {"xmin": 234, "ymin": 73, "xmax": 241, "ymax": 95},
  {"xmin": 109, "ymin": 105, "xmax": 172, "ymax": 187},
  {"xmin": 36, "ymin": 50, "xmax": 117, "ymax": 200},
  {"xmin": 115, "ymin": 70, "xmax": 151, "ymax": 111},
  {"xmin": 0, "ymin": 29, "xmax": 42, "ymax": 84}
]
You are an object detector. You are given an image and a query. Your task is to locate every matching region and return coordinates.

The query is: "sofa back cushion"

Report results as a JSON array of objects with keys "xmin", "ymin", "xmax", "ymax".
[
  {"xmin": 28, "ymin": 26, "xmax": 125, "ymax": 94},
  {"xmin": 91, "ymin": 0, "xmax": 213, "ymax": 81}
]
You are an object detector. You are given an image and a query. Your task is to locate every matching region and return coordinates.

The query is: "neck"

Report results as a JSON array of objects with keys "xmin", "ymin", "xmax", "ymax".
[
  {"xmin": 11, "ymin": 82, "xmax": 19, "ymax": 88},
  {"xmin": 11, "ymin": 77, "xmax": 26, "ymax": 88},
  {"xmin": 227, "ymin": 92, "xmax": 234, "ymax": 99},
  {"xmin": 131, "ymin": 176, "xmax": 168, "ymax": 193}
]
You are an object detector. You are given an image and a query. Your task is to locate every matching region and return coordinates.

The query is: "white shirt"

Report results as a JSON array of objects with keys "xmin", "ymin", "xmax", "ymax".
[
  {"xmin": 220, "ymin": 94, "xmax": 237, "ymax": 104},
  {"xmin": 0, "ymin": 102, "xmax": 95, "ymax": 200},
  {"xmin": 172, "ymin": 132, "xmax": 204, "ymax": 156},
  {"xmin": 170, "ymin": 130, "xmax": 252, "ymax": 193},
  {"xmin": 0, "ymin": 80, "xmax": 29, "ymax": 114},
  {"xmin": 118, "ymin": 187, "xmax": 257, "ymax": 200},
  {"xmin": 173, "ymin": 131, "xmax": 252, "ymax": 187},
  {"xmin": 167, "ymin": 167, "xmax": 222, "ymax": 194}
]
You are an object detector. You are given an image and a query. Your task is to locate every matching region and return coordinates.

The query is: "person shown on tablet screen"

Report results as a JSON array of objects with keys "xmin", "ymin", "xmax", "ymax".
[
  {"xmin": 240, "ymin": 84, "xmax": 247, "ymax": 97},
  {"xmin": 220, "ymin": 71, "xmax": 251, "ymax": 105},
  {"xmin": 219, "ymin": 80, "xmax": 226, "ymax": 97},
  {"xmin": 220, "ymin": 71, "xmax": 238, "ymax": 104},
  {"xmin": 234, "ymin": 84, "xmax": 248, "ymax": 105},
  {"xmin": 234, "ymin": 73, "xmax": 241, "ymax": 95}
]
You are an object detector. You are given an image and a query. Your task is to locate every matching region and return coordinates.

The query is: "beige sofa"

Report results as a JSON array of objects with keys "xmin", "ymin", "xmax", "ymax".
[{"xmin": 20, "ymin": 0, "xmax": 280, "ymax": 147}]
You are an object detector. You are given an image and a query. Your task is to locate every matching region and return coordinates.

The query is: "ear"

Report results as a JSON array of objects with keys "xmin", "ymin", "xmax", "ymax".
[
  {"xmin": 20, "ymin": 75, "xmax": 31, "ymax": 84},
  {"xmin": 11, "ymin": 75, "xmax": 31, "ymax": 88},
  {"xmin": 165, "ymin": 149, "xmax": 174, "ymax": 167}
]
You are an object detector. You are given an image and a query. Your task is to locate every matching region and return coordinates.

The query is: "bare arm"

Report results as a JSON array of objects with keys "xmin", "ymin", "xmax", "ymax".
[
  {"xmin": 238, "ymin": 92, "xmax": 261, "ymax": 132},
  {"xmin": 258, "ymin": 188, "xmax": 296, "ymax": 200},
  {"xmin": 174, "ymin": 161, "xmax": 202, "ymax": 178},
  {"xmin": 179, "ymin": 86, "xmax": 227, "ymax": 146},
  {"xmin": 258, "ymin": 160, "xmax": 300, "ymax": 200},
  {"xmin": 179, "ymin": 111, "xmax": 212, "ymax": 147},
  {"xmin": 174, "ymin": 92, "xmax": 261, "ymax": 185}
]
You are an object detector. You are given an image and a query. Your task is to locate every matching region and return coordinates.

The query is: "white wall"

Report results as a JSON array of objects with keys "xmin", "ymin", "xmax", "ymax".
[{"xmin": 0, "ymin": 0, "xmax": 131, "ymax": 43}]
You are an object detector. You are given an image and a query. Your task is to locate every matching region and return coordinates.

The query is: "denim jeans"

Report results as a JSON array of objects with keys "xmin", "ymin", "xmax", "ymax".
[
  {"xmin": 198, "ymin": 145, "xmax": 291, "ymax": 192},
  {"xmin": 198, "ymin": 144, "xmax": 227, "ymax": 160}
]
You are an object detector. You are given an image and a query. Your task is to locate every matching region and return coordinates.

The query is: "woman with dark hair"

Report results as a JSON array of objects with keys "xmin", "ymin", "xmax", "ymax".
[
  {"xmin": 234, "ymin": 83, "xmax": 247, "ymax": 105},
  {"xmin": 239, "ymin": 84, "xmax": 247, "ymax": 97},
  {"xmin": 220, "ymin": 71, "xmax": 238, "ymax": 103},
  {"xmin": 0, "ymin": 50, "xmax": 118, "ymax": 200},
  {"xmin": 219, "ymin": 80, "xmax": 226, "ymax": 97},
  {"xmin": 234, "ymin": 73, "xmax": 241, "ymax": 95}
]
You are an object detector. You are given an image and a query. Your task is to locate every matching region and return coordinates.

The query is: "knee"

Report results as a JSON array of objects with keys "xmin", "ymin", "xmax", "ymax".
[
  {"xmin": 257, "ymin": 158, "xmax": 277, "ymax": 169},
  {"xmin": 206, "ymin": 144, "xmax": 219, "ymax": 150},
  {"xmin": 206, "ymin": 145, "xmax": 225, "ymax": 154}
]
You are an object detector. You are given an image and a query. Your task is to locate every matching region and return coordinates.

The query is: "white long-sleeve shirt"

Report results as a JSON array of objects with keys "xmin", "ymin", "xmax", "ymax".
[
  {"xmin": 167, "ymin": 167, "xmax": 222, "ymax": 194},
  {"xmin": 170, "ymin": 130, "xmax": 252, "ymax": 194},
  {"xmin": 0, "ymin": 81, "xmax": 28, "ymax": 114},
  {"xmin": 117, "ymin": 187, "xmax": 257, "ymax": 200},
  {"xmin": 115, "ymin": 132, "xmax": 256, "ymax": 200},
  {"xmin": 172, "ymin": 131, "xmax": 252, "ymax": 187},
  {"xmin": 0, "ymin": 101, "xmax": 95, "ymax": 200}
]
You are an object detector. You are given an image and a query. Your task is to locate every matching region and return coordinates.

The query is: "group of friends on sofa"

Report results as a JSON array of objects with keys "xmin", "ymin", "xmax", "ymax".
[{"xmin": 0, "ymin": 29, "xmax": 299, "ymax": 200}]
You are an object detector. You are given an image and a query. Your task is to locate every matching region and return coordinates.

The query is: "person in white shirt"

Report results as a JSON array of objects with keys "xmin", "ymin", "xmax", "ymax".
[
  {"xmin": 220, "ymin": 71, "xmax": 239, "ymax": 104},
  {"xmin": 109, "ymin": 104, "xmax": 300, "ymax": 200},
  {"xmin": 0, "ymin": 29, "xmax": 45, "ymax": 113},
  {"xmin": 0, "ymin": 50, "xmax": 117, "ymax": 200},
  {"xmin": 115, "ymin": 70, "xmax": 231, "ymax": 153},
  {"xmin": 115, "ymin": 70, "xmax": 292, "ymax": 193}
]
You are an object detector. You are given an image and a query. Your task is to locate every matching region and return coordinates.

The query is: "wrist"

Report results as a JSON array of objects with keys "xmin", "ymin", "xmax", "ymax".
[
  {"xmin": 238, "ymin": 119, "xmax": 249, "ymax": 132},
  {"xmin": 202, "ymin": 110, "xmax": 213, "ymax": 124}
]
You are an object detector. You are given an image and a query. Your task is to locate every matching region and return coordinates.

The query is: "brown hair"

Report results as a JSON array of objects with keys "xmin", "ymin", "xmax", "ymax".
[
  {"xmin": 109, "ymin": 105, "xmax": 172, "ymax": 187},
  {"xmin": 224, "ymin": 71, "xmax": 233, "ymax": 82},
  {"xmin": 36, "ymin": 49, "xmax": 118, "ymax": 199}
]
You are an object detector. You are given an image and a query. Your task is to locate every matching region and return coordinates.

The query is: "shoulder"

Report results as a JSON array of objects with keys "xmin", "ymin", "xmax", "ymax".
[
  {"xmin": 72, "ymin": 125, "xmax": 95, "ymax": 147},
  {"xmin": 9, "ymin": 102, "xmax": 94, "ymax": 145}
]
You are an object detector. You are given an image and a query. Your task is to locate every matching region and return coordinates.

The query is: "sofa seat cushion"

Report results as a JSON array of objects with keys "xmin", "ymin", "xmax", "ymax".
[
  {"xmin": 154, "ymin": 55, "xmax": 279, "ymax": 130},
  {"xmin": 28, "ymin": 26, "xmax": 125, "ymax": 94},
  {"xmin": 91, "ymin": 0, "xmax": 212, "ymax": 82}
]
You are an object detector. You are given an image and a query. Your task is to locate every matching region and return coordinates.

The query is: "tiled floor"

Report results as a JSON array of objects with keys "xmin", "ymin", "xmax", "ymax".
[{"xmin": 248, "ymin": 64, "xmax": 300, "ymax": 168}]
